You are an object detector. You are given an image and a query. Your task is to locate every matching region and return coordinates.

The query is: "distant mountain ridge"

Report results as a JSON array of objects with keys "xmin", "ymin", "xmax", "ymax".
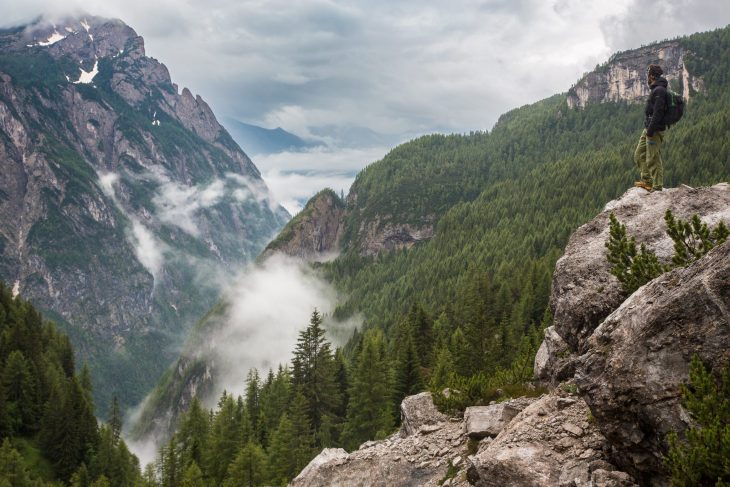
[
  {"xmin": 0, "ymin": 15, "xmax": 288, "ymax": 412},
  {"xmin": 223, "ymin": 118, "xmax": 318, "ymax": 155}
]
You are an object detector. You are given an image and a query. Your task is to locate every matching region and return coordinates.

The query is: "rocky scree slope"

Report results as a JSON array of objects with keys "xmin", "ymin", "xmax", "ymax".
[
  {"xmin": 292, "ymin": 184, "xmax": 729, "ymax": 486},
  {"xmin": 0, "ymin": 16, "xmax": 288, "ymax": 410}
]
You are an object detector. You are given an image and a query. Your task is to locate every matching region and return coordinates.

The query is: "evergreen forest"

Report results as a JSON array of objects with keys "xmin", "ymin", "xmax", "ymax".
[{"xmin": 0, "ymin": 282, "xmax": 142, "ymax": 486}]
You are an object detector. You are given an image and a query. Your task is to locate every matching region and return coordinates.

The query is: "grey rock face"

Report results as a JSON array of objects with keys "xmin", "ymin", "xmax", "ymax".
[
  {"xmin": 575, "ymin": 240, "xmax": 730, "ymax": 485},
  {"xmin": 463, "ymin": 397, "xmax": 535, "ymax": 439},
  {"xmin": 262, "ymin": 189, "xmax": 345, "ymax": 261},
  {"xmin": 566, "ymin": 41, "xmax": 705, "ymax": 109},
  {"xmin": 358, "ymin": 217, "xmax": 435, "ymax": 257},
  {"xmin": 0, "ymin": 16, "xmax": 287, "ymax": 410},
  {"xmin": 549, "ymin": 184, "xmax": 730, "ymax": 357},
  {"xmin": 400, "ymin": 392, "xmax": 448, "ymax": 437},
  {"xmin": 466, "ymin": 393, "xmax": 637, "ymax": 487}
]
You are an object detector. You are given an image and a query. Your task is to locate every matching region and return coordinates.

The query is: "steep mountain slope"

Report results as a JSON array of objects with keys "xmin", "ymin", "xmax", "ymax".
[
  {"xmin": 0, "ymin": 16, "xmax": 288, "ymax": 411},
  {"xmin": 136, "ymin": 25, "xmax": 730, "ymax": 445}
]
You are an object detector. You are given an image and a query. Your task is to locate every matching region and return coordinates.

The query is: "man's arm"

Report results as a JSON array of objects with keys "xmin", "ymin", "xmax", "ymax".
[{"xmin": 647, "ymin": 86, "xmax": 667, "ymax": 137}]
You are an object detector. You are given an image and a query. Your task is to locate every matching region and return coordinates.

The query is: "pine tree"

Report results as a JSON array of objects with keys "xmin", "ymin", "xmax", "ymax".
[
  {"xmin": 605, "ymin": 213, "xmax": 665, "ymax": 293},
  {"xmin": 392, "ymin": 330, "xmax": 424, "ymax": 424},
  {"xmin": 291, "ymin": 310, "xmax": 339, "ymax": 443},
  {"xmin": 341, "ymin": 329, "xmax": 393, "ymax": 450},
  {"xmin": 287, "ymin": 389, "xmax": 315, "ymax": 474},
  {"xmin": 0, "ymin": 438, "xmax": 33, "ymax": 487},
  {"xmin": 108, "ymin": 397, "xmax": 122, "ymax": 444},
  {"xmin": 180, "ymin": 461, "xmax": 204, "ymax": 487},
  {"xmin": 1, "ymin": 350, "xmax": 39, "ymax": 433},
  {"xmin": 223, "ymin": 441, "xmax": 268, "ymax": 487},
  {"xmin": 244, "ymin": 369, "xmax": 261, "ymax": 443},
  {"xmin": 406, "ymin": 303, "xmax": 434, "ymax": 368},
  {"xmin": 266, "ymin": 413, "xmax": 296, "ymax": 486},
  {"xmin": 177, "ymin": 397, "xmax": 209, "ymax": 471},
  {"xmin": 205, "ymin": 393, "xmax": 241, "ymax": 486},
  {"xmin": 666, "ymin": 356, "xmax": 730, "ymax": 485},
  {"xmin": 70, "ymin": 463, "xmax": 90, "ymax": 487},
  {"xmin": 429, "ymin": 345, "xmax": 455, "ymax": 390},
  {"xmin": 665, "ymin": 209, "xmax": 729, "ymax": 267}
]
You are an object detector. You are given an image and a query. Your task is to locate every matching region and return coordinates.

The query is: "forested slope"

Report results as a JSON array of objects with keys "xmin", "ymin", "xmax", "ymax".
[{"xmin": 0, "ymin": 282, "xmax": 143, "ymax": 486}]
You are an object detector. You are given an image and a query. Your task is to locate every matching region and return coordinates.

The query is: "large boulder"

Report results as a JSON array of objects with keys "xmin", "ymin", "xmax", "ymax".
[
  {"xmin": 463, "ymin": 397, "xmax": 535, "ymax": 439},
  {"xmin": 400, "ymin": 392, "xmax": 448, "ymax": 437},
  {"xmin": 549, "ymin": 184, "xmax": 730, "ymax": 358},
  {"xmin": 466, "ymin": 392, "xmax": 636, "ymax": 487},
  {"xmin": 575, "ymin": 240, "xmax": 730, "ymax": 485}
]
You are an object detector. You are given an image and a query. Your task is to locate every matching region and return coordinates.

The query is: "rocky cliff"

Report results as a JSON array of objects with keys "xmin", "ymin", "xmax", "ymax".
[
  {"xmin": 291, "ymin": 184, "xmax": 730, "ymax": 486},
  {"xmin": 262, "ymin": 189, "xmax": 345, "ymax": 261},
  {"xmin": 567, "ymin": 41, "xmax": 705, "ymax": 108},
  {"xmin": 0, "ymin": 16, "xmax": 288, "ymax": 410}
]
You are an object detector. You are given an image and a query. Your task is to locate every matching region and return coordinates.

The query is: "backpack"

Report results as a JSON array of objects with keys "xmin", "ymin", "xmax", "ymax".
[{"xmin": 664, "ymin": 90, "xmax": 684, "ymax": 127}]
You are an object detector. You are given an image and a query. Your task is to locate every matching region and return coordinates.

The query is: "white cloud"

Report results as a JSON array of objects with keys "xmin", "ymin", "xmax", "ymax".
[
  {"xmin": 211, "ymin": 253, "xmax": 357, "ymax": 398},
  {"xmin": 262, "ymin": 169, "xmax": 353, "ymax": 215},
  {"xmin": 153, "ymin": 178, "xmax": 226, "ymax": 236},
  {"xmin": 253, "ymin": 145, "xmax": 390, "ymax": 173},
  {"xmin": 130, "ymin": 219, "xmax": 165, "ymax": 280},
  {"xmin": 97, "ymin": 171, "xmax": 167, "ymax": 280}
]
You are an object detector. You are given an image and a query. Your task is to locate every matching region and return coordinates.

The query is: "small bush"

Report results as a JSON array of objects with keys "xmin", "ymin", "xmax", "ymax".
[{"xmin": 665, "ymin": 356, "xmax": 730, "ymax": 486}]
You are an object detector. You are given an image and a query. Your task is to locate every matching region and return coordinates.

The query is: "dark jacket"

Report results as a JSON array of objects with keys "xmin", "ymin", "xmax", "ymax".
[{"xmin": 644, "ymin": 76, "xmax": 668, "ymax": 136}]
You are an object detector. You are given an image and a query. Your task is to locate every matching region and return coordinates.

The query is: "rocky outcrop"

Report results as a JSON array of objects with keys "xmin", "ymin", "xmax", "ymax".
[
  {"xmin": 291, "ymin": 392, "xmax": 471, "ymax": 487},
  {"xmin": 466, "ymin": 391, "xmax": 636, "ymax": 487},
  {"xmin": 549, "ymin": 184, "xmax": 730, "ymax": 357},
  {"xmin": 537, "ymin": 183, "xmax": 730, "ymax": 485},
  {"xmin": 262, "ymin": 189, "xmax": 345, "ymax": 261},
  {"xmin": 463, "ymin": 397, "xmax": 534, "ymax": 439},
  {"xmin": 0, "ymin": 16, "xmax": 287, "ymax": 411},
  {"xmin": 358, "ymin": 217, "xmax": 435, "ymax": 257},
  {"xmin": 567, "ymin": 41, "xmax": 705, "ymax": 109},
  {"xmin": 575, "ymin": 240, "xmax": 730, "ymax": 485}
]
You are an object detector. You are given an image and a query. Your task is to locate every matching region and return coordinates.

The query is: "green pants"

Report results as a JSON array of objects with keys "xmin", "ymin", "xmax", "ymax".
[{"xmin": 633, "ymin": 128, "xmax": 665, "ymax": 190}]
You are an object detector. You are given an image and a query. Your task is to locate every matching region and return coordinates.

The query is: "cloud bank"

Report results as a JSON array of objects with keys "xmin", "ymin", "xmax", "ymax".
[
  {"xmin": 213, "ymin": 254, "xmax": 354, "ymax": 400},
  {"xmin": 3, "ymin": 0, "xmax": 728, "ymax": 149}
]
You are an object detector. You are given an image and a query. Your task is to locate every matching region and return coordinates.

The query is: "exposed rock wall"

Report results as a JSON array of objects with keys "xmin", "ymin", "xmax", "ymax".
[
  {"xmin": 548, "ymin": 184, "xmax": 730, "ymax": 357},
  {"xmin": 576, "ymin": 240, "xmax": 730, "ymax": 485},
  {"xmin": 537, "ymin": 183, "xmax": 730, "ymax": 485},
  {"xmin": 567, "ymin": 41, "xmax": 705, "ymax": 109},
  {"xmin": 262, "ymin": 189, "xmax": 345, "ymax": 261}
]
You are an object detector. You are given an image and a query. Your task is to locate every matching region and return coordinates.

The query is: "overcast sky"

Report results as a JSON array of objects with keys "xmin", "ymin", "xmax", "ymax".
[{"xmin": 3, "ymin": 0, "xmax": 729, "ymax": 212}]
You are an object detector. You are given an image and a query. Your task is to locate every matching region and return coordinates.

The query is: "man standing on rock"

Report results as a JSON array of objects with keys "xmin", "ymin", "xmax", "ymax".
[{"xmin": 634, "ymin": 64, "xmax": 668, "ymax": 192}]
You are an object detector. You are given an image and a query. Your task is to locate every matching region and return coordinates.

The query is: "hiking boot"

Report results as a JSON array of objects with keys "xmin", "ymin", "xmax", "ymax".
[{"xmin": 634, "ymin": 181, "xmax": 653, "ymax": 191}]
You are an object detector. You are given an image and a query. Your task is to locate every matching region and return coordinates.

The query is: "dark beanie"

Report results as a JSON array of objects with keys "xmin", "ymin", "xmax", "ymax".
[{"xmin": 648, "ymin": 64, "xmax": 663, "ymax": 77}]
